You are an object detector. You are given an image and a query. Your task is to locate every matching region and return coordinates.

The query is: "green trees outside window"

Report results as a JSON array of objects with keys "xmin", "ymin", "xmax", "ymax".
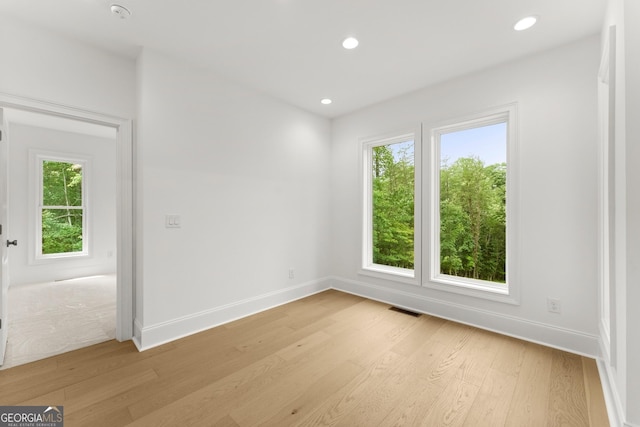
[
  {"xmin": 371, "ymin": 141, "xmax": 415, "ymax": 269},
  {"xmin": 439, "ymin": 122, "xmax": 507, "ymax": 284},
  {"xmin": 369, "ymin": 120, "xmax": 507, "ymax": 286},
  {"xmin": 41, "ymin": 160, "xmax": 84, "ymax": 255},
  {"xmin": 440, "ymin": 157, "xmax": 506, "ymax": 282}
]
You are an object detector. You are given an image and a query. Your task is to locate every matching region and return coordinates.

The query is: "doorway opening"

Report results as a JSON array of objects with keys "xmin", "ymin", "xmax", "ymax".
[{"xmin": 0, "ymin": 94, "xmax": 134, "ymax": 368}]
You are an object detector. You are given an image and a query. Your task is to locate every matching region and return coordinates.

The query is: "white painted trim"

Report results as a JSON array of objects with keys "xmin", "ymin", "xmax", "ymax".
[
  {"xmin": 0, "ymin": 92, "xmax": 134, "ymax": 342},
  {"xmin": 330, "ymin": 276, "xmax": 599, "ymax": 357},
  {"xmin": 31, "ymin": 151, "xmax": 91, "ymax": 261},
  {"xmin": 132, "ymin": 318, "xmax": 143, "ymax": 351},
  {"xmin": 425, "ymin": 103, "xmax": 520, "ymax": 304},
  {"xmin": 115, "ymin": 119, "xmax": 133, "ymax": 341},
  {"xmin": 135, "ymin": 278, "xmax": 332, "ymax": 351},
  {"xmin": 360, "ymin": 125, "xmax": 422, "ymax": 286}
]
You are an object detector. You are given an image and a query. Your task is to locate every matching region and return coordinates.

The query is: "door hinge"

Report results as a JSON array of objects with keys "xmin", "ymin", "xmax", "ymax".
[{"xmin": 0, "ymin": 130, "xmax": 2, "ymax": 141}]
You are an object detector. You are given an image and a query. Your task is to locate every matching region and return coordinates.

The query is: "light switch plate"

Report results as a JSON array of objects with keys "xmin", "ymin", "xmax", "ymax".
[{"xmin": 165, "ymin": 215, "xmax": 181, "ymax": 228}]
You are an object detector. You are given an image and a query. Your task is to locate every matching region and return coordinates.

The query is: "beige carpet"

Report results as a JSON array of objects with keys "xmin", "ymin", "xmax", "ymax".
[{"xmin": 0, "ymin": 274, "xmax": 116, "ymax": 369}]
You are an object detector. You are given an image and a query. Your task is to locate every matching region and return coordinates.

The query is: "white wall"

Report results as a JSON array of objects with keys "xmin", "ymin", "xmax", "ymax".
[
  {"xmin": 330, "ymin": 36, "xmax": 600, "ymax": 356},
  {"xmin": 624, "ymin": 2, "xmax": 640, "ymax": 423},
  {"xmin": 600, "ymin": 1, "xmax": 640, "ymax": 426},
  {"xmin": 0, "ymin": 17, "xmax": 136, "ymax": 119},
  {"xmin": 7, "ymin": 123, "xmax": 117, "ymax": 285},
  {"xmin": 0, "ymin": 18, "xmax": 135, "ymax": 340},
  {"xmin": 135, "ymin": 49, "xmax": 332, "ymax": 348}
]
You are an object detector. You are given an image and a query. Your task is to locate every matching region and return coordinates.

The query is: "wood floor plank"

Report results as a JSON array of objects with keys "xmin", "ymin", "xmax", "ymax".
[
  {"xmin": 337, "ymin": 352, "xmax": 440, "ymax": 426},
  {"xmin": 66, "ymin": 407, "xmax": 134, "ymax": 427},
  {"xmin": 547, "ymin": 350, "xmax": 589, "ymax": 426},
  {"xmin": 126, "ymin": 316, "xmax": 340, "ymax": 420},
  {"xmin": 229, "ymin": 325, "xmax": 402, "ymax": 426},
  {"xmin": 462, "ymin": 367, "xmax": 518, "ymax": 427},
  {"xmin": 504, "ymin": 342, "xmax": 553, "ymax": 426},
  {"xmin": 377, "ymin": 379, "xmax": 443, "ymax": 426},
  {"xmin": 64, "ymin": 367, "xmax": 159, "ymax": 412},
  {"xmin": 420, "ymin": 378, "xmax": 480, "ymax": 427},
  {"xmin": 455, "ymin": 328, "xmax": 502, "ymax": 387},
  {"xmin": 0, "ymin": 290, "xmax": 609, "ymax": 427},
  {"xmin": 390, "ymin": 314, "xmax": 446, "ymax": 357},
  {"xmin": 127, "ymin": 353, "xmax": 289, "ymax": 424},
  {"xmin": 254, "ymin": 360, "xmax": 364, "ymax": 426},
  {"xmin": 421, "ymin": 322, "xmax": 475, "ymax": 389},
  {"xmin": 491, "ymin": 334, "xmax": 527, "ymax": 377},
  {"xmin": 212, "ymin": 415, "xmax": 241, "ymax": 427},
  {"xmin": 582, "ymin": 357, "xmax": 610, "ymax": 427},
  {"xmin": 0, "ymin": 356, "xmax": 58, "ymax": 383},
  {"xmin": 293, "ymin": 350, "xmax": 406, "ymax": 426}
]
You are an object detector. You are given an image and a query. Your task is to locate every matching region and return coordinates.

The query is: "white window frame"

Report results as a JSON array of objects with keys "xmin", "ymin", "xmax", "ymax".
[
  {"xmin": 360, "ymin": 126, "xmax": 422, "ymax": 285},
  {"xmin": 32, "ymin": 150, "xmax": 91, "ymax": 261},
  {"xmin": 424, "ymin": 104, "xmax": 519, "ymax": 304}
]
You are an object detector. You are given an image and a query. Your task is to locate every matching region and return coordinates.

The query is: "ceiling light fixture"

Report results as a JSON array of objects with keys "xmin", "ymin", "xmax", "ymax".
[
  {"xmin": 342, "ymin": 37, "xmax": 359, "ymax": 50},
  {"xmin": 514, "ymin": 16, "xmax": 537, "ymax": 31},
  {"xmin": 110, "ymin": 4, "xmax": 132, "ymax": 19},
  {"xmin": 320, "ymin": 98, "xmax": 333, "ymax": 105}
]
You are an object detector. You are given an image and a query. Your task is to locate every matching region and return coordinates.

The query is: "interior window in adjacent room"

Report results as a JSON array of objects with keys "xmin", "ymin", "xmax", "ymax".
[{"xmin": 34, "ymin": 153, "xmax": 89, "ymax": 259}]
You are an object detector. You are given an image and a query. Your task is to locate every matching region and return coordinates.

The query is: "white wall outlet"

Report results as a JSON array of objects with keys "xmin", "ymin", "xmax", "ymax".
[
  {"xmin": 288, "ymin": 268, "xmax": 294, "ymax": 279},
  {"xmin": 547, "ymin": 298, "xmax": 561, "ymax": 314},
  {"xmin": 165, "ymin": 214, "xmax": 181, "ymax": 228}
]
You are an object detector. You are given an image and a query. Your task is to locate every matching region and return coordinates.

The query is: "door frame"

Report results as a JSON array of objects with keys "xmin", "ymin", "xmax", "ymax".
[{"xmin": 0, "ymin": 92, "xmax": 134, "ymax": 341}]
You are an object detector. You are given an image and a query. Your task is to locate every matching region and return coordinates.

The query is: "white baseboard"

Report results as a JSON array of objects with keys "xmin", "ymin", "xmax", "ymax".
[
  {"xmin": 132, "ymin": 319, "xmax": 144, "ymax": 351},
  {"xmin": 330, "ymin": 276, "xmax": 600, "ymax": 358},
  {"xmin": 596, "ymin": 356, "xmax": 625, "ymax": 427},
  {"xmin": 134, "ymin": 275, "xmax": 599, "ymax": 356},
  {"xmin": 135, "ymin": 278, "xmax": 331, "ymax": 351}
]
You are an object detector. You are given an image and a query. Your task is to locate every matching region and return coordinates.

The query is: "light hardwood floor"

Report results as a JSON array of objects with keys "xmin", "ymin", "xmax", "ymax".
[{"xmin": 0, "ymin": 290, "xmax": 609, "ymax": 426}]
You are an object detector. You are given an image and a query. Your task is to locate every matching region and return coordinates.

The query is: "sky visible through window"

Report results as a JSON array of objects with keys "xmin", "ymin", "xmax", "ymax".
[
  {"xmin": 388, "ymin": 140, "xmax": 414, "ymax": 163},
  {"xmin": 385, "ymin": 122, "xmax": 506, "ymax": 166},
  {"xmin": 441, "ymin": 122, "xmax": 506, "ymax": 166}
]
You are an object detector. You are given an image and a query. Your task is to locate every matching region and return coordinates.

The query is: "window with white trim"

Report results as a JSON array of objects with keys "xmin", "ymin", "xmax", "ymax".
[
  {"xmin": 362, "ymin": 131, "xmax": 420, "ymax": 282},
  {"xmin": 361, "ymin": 105, "xmax": 518, "ymax": 301},
  {"xmin": 430, "ymin": 110, "xmax": 512, "ymax": 296},
  {"xmin": 35, "ymin": 154, "xmax": 89, "ymax": 259}
]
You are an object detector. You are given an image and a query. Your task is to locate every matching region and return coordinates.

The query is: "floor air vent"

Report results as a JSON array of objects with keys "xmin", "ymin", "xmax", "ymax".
[{"xmin": 389, "ymin": 306, "xmax": 422, "ymax": 317}]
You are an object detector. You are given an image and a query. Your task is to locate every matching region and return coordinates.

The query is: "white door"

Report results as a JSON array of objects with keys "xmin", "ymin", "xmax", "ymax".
[{"xmin": 0, "ymin": 108, "xmax": 9, "ymax": 366}]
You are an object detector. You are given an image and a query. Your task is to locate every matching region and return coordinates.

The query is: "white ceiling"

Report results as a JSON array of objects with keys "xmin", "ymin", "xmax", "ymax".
[{"xmin": 0, "ymin": 0, "xmax": 607, "ymax": 118}]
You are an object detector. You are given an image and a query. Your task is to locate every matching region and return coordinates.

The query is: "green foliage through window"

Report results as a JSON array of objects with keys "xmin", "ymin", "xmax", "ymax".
[
  {"xmin": 368, "ymin": 122, "xmax": 507, "ymax": 285},
  {"xmin": 440, "ymin": 158, "xmax": 506, "ymax": 282},
  {"xmin": 41, "ymin": 160, "xmax": 84, "ymax": 255},
  {"xmin": 439, "ymin": 121, "xmax": 507, "ymax": 284},
  {"xmin": 371, "ymin": 141, "xmax": 415, "ymax": 269}
]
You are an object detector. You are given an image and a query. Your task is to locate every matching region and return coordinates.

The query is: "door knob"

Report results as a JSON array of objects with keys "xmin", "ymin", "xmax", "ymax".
[{"xmin": 6, "ymin": 240, "xmax": 17, "ymax": 247}]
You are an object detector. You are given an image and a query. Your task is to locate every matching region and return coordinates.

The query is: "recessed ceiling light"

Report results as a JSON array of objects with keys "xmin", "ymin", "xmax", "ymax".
[
  {"xmin": 342, "ymin": 37, "xmax": 359, "ymax": 50},
  {"xmin": 514, "ymin": 16, "xmax": 537, "ymax": 31},
  {"xmin": 320, "ymin": 98, "xmax": 332, "ymax": 105},
  {"xmin": 110, "ymin": 4, "xmax": 132, "ymax": 19}
]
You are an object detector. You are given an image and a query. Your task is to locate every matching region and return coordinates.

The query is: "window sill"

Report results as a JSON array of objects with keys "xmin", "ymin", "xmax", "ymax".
[
  {"xmin": 424, "ymin": 274, "xmax": 519, "ymax": 305},
  {"xmin": 32, "ymin": 252, "xmax": 90, "ymax": 264},
  {"xmin": 359, "ymin": 265, "xmax": 419, "ymax": 286}
]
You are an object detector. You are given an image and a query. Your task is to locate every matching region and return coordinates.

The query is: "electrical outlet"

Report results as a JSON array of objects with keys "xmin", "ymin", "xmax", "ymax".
[
  {"xmin": 288, "ymin": 268, "xmax": 295, "ymax": 279},
  {"xmin": 547, "ymin": 298, "xmax": 561, "ymax": 314}
]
